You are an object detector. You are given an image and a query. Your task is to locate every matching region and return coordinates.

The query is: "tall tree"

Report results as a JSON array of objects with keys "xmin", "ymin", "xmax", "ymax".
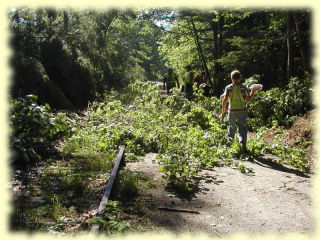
[
  {"xmin": 287, "ymin": 11, "xmax": 294, "ymax": 81},
  {"xmin": 293, "ymin": 11, "xmax": 311, "ymax": 73},
  {"xmin": 190, "ymin": 20, "xmax": 212, "ymax": 86},
  {"xmin": 9, "ymin": 8, "xmax": 166, "ymax": 108}
]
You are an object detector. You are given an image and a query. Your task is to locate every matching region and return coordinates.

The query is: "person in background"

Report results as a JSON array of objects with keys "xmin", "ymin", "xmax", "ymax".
[
  {"xmin": 220, "ymin": 70, "xmax": 257, "ymax": 151},
  {"xmin": 194, "ymin": 72, "xmax": 210, "ymax": 96},
  {"xmin": 162, "ymin": 73, "xmax": 167, "ymax": 90},
  {"xmin": 194, "ymin": 72, "xmax": 205, "ymax": 86},
  {"xmin": 184, "ymin": 65, "xmax": 195, "ymax": 100},
  {"xmin": 180, "ymin": 80, "xmax": 186, "ymax": 93},
  {"xmin": 164, "ymin": 67, "xmax": 179, "ymax": 94}
]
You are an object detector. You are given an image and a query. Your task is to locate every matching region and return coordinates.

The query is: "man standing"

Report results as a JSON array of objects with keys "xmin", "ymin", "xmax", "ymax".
[
  {"xmin": 220, "ymin": 70, "xmax": 257, "ymax": 151},
  {"xmin": 184, "ymin": 65, "xmax": 195, "ymax": 100},
  {"xmin": 164, "ymin": 67, "xmax": 179, "ymax": 94}
]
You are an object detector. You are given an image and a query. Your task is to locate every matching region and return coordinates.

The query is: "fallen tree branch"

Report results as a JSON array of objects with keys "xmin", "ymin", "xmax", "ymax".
[{"xmin": 158, "ymin": 207, "xmax": 200, "ymax": 214}]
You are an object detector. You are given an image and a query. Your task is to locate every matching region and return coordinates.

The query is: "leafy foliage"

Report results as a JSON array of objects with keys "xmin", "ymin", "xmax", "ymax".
[
  {"xmin": 9, "ymin": 8, "xmax": 313, "ymax": 235},
  {"xmin": 62, "ymin": 80, "xmax": 311, "ymax": 193},
  {"xmin": 157, "ymin": 9, "xmax": 311, "ymax": 95},
  {"xmin": 10, "ymin": 79, "xmax": 312, "ymax": 234},
  {"xmin": 10, "ymin": 95, "xmax": 71, "ymax": 164},
  {"xmin": 87, "ymin": 201, "xmax": 130, "ymax": 234},
  {"xmin": 247, "ymin": 73, "xmax": 312, "ymax": 129},
  {"xmin": 9, "ymin": 8, "xmax": 166, "ymax": 109}
]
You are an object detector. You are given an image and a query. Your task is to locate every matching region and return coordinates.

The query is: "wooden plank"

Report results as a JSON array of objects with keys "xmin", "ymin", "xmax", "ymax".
[
  {"xmin": 158, "ymin": 207, "xmax": 200, "ymax": 214},
  {"xmin": 91, "ymin": 146, "xmax": 125, "ymax": 232}
]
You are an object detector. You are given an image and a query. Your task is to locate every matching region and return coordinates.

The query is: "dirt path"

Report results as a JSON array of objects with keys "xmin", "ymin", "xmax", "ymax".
[{"xmin": 126, "ymin": 153, "xmax": 315, "ymax": 237}]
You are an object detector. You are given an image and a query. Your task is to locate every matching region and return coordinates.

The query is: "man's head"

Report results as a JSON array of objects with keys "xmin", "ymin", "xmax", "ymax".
[
  {"xmin": 185, "ymin": 65, "xmax": 192, "ymax": 71},
  {"xmin": 168, "ymin": 67, "xmax": 173, "ymax": 74},
  {"xmin": 231, "ymin": 70, "xmax": 241, "ymax": 83}
]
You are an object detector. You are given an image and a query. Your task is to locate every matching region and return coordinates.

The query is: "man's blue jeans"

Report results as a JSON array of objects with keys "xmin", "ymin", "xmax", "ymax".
[{"xmin": 228, "ymin": 111, "xmax": 248, "ymax": 144}]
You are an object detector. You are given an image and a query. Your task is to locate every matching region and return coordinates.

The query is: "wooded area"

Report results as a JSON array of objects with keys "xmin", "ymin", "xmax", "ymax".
[
  {"xmin": 9, "ymin": 8, "xmax": 312, "ymax": 109},
  {"xmin": 9, "ymin": 7, "xmax": 314, "ymax": 236}
]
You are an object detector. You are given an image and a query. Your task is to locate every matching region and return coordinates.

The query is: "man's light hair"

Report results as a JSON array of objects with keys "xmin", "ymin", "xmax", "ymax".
[{"xmin": 231, "ymin": 70, "xmax": 241, "ymax": 80}]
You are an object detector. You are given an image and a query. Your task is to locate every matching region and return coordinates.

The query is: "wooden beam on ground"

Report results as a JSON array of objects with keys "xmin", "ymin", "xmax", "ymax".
[
  {"xmin": 158, "ymin": 207, "xmax": 200, "ymax": 214},
  {"xmin": 91, "ymin": 146, "xmax": 125, "ymax": 232}
]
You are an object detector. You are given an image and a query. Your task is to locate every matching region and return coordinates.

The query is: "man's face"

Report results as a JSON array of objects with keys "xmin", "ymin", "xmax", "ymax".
[{"xmin": 232, "ymin": 78, "xmax": 241, "ymax": 84}]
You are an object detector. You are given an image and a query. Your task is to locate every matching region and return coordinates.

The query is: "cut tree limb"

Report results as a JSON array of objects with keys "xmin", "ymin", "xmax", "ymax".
[{"xmin": 158, "ymin": 207, "xmax": 200, "ymax": 214}]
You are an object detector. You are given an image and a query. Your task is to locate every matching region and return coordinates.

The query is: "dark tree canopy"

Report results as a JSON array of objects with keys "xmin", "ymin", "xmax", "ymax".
[{"xmin": 9, "ymin": 8, "xmax": 312, "ymax": 108}]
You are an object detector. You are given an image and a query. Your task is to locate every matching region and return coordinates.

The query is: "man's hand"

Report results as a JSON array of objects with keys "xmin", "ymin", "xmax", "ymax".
[{"xmin": 220, "ymin": 112, "xmax": 226, "ymax": 119}]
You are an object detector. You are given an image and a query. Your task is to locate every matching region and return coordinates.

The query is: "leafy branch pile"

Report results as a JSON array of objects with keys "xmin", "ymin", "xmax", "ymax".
[
  {"xmin": 61, "ymin": 81, "xmax": 311, "ymax": 191},
  {"xmin": 245, "ymin": 73, "xmax": 313, "ymax": 129},
  {"xmin": 61, "ymin": 83, "xmax": 231, "ymax": 191},
  {"xmin": 10, "ymin": 95, "xmax": 71, "ymax": 164},
  {"xmin": 247, "ymin": 127, "xmax": 310, "ymax": 171},
  {"xmin": 10, "ymin": 76, "xmax": 312, "ymax": 188},
  {"xmin": 9, "ymin": 79, "xmax": 312, "ymax": 233}
]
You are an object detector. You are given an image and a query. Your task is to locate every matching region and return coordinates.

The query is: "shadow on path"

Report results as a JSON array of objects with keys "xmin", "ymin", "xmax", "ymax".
[
  {"xmin": 243, "ymin": 152, "xmax": 310, "ymax": 178},
  {"xmin": 163, "ymin": 171, "xmax": 225, "ymax": 201}
]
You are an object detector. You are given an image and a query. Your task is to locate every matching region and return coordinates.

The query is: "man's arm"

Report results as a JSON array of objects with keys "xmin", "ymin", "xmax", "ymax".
[
  {"xmin": 220, "ymin": 95, "xmax": 228, "ymax": 118},
  {"xmin": 190, "ymin": 72, "xmax": 195, "ymax": 84},
  {"xmin": 175, "ymin": 75, "xmax": 180, "ymax": 88},
  {"xmin": 163, "ymin": 76, "xmax": 167, "ymax": 88},
  {"xmin": 244, "ymin": 89, "xmax": 256, "ymax": 102}
]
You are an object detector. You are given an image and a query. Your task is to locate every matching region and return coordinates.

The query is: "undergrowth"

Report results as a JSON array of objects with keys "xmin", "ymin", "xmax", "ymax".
[
  {"xmin": 62, "ymin": 80, "xmax": 311, "ymax": 191},
  {"xmin": 10, "ymin": 77, "xmax": 313, "ymax": 234}
]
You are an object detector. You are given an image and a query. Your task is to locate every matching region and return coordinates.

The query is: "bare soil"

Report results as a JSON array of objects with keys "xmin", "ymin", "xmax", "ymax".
[
  {"xmin": 124, "ymin": 107, "xmax": 316, "ymax": 237},
  {"xmin": 126, "ymin": 152, "xmax": 315, "ymax": 237}
]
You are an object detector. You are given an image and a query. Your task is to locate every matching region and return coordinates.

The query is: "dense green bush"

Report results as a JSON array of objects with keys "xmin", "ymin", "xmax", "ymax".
[
  {"xmin": 247, "ymin": 73, "xmax": 312, "ymax": 129},
  {"xmin": 10, "ymin": 95, "xmax": 71, "ymax": 164},
  {"xmin": 9, "ymin": 9, "xmax": 166, "ymax": 110},
  {"xmin": 273, "ymin": 73, "xmax": 312, "ymax": 124}
]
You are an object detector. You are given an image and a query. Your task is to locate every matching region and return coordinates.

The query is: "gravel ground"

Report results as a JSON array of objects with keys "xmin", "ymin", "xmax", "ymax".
[{"xmin": 126, "ymin": 153, "xmax": 315, "ymax": 237}]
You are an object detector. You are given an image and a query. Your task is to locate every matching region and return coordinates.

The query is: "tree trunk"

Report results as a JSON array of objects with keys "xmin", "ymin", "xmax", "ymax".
[
  {"xmin": 287, "ymin": 12, "xmax": 294, "ymax": 82},
  {"xmin": 210, "ymin": 12, "xmax": 224, "ymax": 96},
  {"xmin": 63, "ymin": 11, "xmax": 69, "ymax": 34},
  {"xmin": 210, "ymin": 21, "xmax": 219, "ymax": 59},
  {"xmin": 190, "ymin": 20, "xmax": 213, "ymax": 87},
  {"xmin": 218, "ymin": 13, "xmax": 224, "ymax": 58},
  {"xmin": 293, "ymin": 12, "xmax": 311, "ymax": 72},
  {"xmin": 209, "ymin": 20, "xmax": 219, "ymax": 89}
]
